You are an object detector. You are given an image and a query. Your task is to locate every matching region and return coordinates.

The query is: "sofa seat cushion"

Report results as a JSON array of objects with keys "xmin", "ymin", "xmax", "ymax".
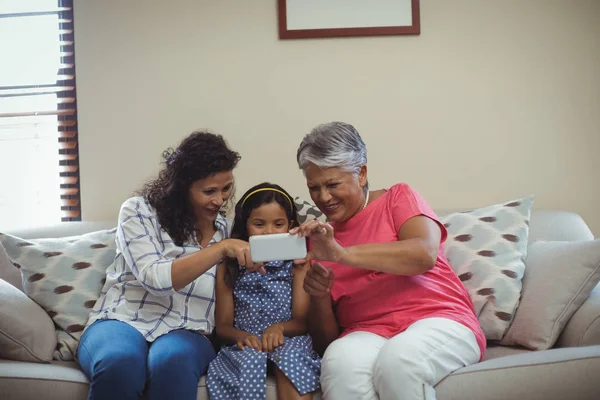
[
  {"xmin": 435, "ymin": 345, "xmax": 600, "ymax": 400},
  {"xmin": 0, "ymin": 360, "xmax": 89, "ymax": 400},
  {"xmin": 0, "ymin": 360, "xmax": 322, "ymax": 400},
  {"xmin": 481, "ymin": 345, "xmax": 531, "ymax": 361},
  {"xmin": 3, "ymin": 348, "xmax": 600, "ymax": 400}
]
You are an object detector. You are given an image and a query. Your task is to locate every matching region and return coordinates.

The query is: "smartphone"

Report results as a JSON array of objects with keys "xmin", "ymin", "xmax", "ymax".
[{"xmin": 249, "ymin": 233, "xmax": 307, "ymax": 263}]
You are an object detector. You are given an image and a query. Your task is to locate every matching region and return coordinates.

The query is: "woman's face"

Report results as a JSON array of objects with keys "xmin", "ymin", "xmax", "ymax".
[
  {"xmin": 304, "ymin": 163, "xmax": 367, "ymax": 223},
  {"xmin": 189, "ymin": 170, "xmax": 234, "ymax": 225}
]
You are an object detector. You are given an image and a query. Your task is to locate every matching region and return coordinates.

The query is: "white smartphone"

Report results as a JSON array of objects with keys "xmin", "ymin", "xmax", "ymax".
[{"xmin": 249, "ymin": 233, "xmax": 307, "ymax": 263}]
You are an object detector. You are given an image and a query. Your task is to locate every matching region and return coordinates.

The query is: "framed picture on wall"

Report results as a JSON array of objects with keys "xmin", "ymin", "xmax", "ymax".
[{"xmin": 277, "ymin": 0, "xmax": 420, "ymax": 39}]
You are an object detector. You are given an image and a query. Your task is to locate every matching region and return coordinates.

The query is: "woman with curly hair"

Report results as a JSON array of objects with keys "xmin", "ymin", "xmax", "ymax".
[{"xmin": 78, "ymin": 131, "xmax": 264, "ymax": 400}]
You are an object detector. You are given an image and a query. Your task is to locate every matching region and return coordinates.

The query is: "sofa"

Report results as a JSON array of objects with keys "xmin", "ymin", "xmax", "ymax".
[{"xmin": 1, "ymin": 208, "xmax": 600, "ymax": 400}]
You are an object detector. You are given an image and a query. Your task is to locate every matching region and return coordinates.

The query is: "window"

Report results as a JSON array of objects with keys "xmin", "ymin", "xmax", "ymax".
[{"xmin": 0, "ymin": 0, "xmax": 80, "ymax": 230}]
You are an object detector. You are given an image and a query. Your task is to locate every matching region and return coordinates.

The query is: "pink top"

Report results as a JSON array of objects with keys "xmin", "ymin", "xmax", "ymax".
[{"xmin": 320, "ymin": 183, "xmax": 486, "ymax": 358}]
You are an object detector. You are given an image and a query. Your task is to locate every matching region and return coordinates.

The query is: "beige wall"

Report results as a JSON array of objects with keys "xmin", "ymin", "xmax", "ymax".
[{"xmin": 74, "ymin": 0, "xmax": 600, "ymax": 235}]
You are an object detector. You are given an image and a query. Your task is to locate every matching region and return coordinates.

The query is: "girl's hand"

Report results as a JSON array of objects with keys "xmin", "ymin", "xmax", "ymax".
[
  {"xmin": 290, "ymin": 220, "xmax": 346, "ymax": 264},
  {"xmin": 220, "ymin": 239, "xmax": 266, "ymax": 274},
  {"xmin": 262, "ymin": 324, "xmax": 285, "ymax": 353},
  {"xmin": 236, "ymin": 332, "xmax": 262, "ymax": 351},
  {"xmin": 304, "ymin": 262, "xmax": 335, "ymax": 298}
]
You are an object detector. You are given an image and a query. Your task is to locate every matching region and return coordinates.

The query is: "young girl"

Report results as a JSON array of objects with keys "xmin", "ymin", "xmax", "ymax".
[{"xmin": 207, "ymin": 183, "xmax": 321, "ymax": 400}]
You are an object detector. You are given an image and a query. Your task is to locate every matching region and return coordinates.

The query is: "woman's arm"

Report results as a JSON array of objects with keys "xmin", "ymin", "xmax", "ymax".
[
  {"xmin": 303, "ymin": 262, "xmax": 341, "ymax": 355},
  {"xmin": 117, "ymin": 199, "xmax": 264, "ymax": 294},
  {"xmin": 308, "ymin": 296, "xmax": 340, "ymax": 355},
  {"xmin": 214, "ymin": 263, "xmax": 261, "ymax": 350},
  {"xmin": 341, "ymin": 216, "xmax": 441, "ymax": 275},
  {"xmin": 171, "ymin": 239, "xmax": 261, "ymax": 291},
  {"xmin": 294, "ymin": 216, "xmax": 442, "ymax": 276}
]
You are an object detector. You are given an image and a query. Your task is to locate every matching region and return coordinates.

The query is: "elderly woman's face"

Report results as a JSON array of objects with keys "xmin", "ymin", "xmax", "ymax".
[{"xmin": 304, "ymin": 163, "xmax": 367, "ymax": 223}]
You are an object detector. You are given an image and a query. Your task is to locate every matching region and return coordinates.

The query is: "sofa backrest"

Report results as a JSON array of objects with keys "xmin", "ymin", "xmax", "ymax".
[
  {"xmin": 6, "ymin": 221, "xmax": 117, "ymax": 240},
  {"xmin": 435, "ymin": 209, "xmax": 595, "ymax": 243},
  {"xmin": 1, "ymin": 209, "xmax": 595, "ymax": 292}
]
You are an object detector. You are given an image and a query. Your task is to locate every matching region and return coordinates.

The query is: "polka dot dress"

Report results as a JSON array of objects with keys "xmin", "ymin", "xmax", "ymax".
[{"xmin": 207, "ymin": 260, "xmax": 322, "ymax": 399}]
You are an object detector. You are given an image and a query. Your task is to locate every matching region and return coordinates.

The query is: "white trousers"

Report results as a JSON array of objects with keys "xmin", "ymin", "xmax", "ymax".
[{"xmin": 320, "ymin": 318, "xmax": 481, "ymax": 400}]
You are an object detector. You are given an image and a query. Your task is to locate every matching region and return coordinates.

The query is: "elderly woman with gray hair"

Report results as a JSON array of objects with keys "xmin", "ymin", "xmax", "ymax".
[{"xmin": 290, "ymin": 122, "xmax": 486, "ymax": 400}]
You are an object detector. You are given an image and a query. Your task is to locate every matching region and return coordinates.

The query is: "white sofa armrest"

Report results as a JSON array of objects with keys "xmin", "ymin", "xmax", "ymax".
[{"xmin": 556, "ymin": 283, "xmax": 600, "ymax": 348}]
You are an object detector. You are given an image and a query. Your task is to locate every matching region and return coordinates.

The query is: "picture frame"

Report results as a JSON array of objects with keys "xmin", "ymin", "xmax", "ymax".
[{"xmin": 277, "ymin": 0, "xmax": 420, "ymax": 40}]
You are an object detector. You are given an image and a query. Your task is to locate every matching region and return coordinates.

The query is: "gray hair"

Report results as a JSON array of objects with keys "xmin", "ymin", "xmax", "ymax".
[{"xmin": 296, "ymin": 121, "xmax": 368, "ymax": 190}]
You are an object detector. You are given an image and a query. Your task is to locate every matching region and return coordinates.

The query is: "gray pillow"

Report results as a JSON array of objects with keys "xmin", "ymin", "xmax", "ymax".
[
  {"xmin": 0, "ymin": 278, "xmax": 57, "ymax": 362},
  {"xmin": 500, "ymin": 239, "xmax": 600, "ymax": 350}
]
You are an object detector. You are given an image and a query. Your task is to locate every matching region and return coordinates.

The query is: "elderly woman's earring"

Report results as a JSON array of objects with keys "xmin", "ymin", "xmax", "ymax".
[{"xmin": 362, "ymin": 191, "xmax": 370, "ymax": 210}]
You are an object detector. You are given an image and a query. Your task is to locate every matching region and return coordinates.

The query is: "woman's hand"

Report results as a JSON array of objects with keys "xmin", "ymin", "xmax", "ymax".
[
  {"xmin": 303, "ymin": 262, "xmax": 335, "ymax": 298},
  {"xmin": 220, "ymin": 239, "xmax": 266, "ymax": 274},
  {"xmin": 262, "ymin": 324, "xmax": 285, "ymax": 353},
  {"xmin": 236, "ymin": 332, "xmax": 262, "ymax": 351},
  {"xmin": 290, "ymin": 220, "xmax": 346, "ymax": 264}
]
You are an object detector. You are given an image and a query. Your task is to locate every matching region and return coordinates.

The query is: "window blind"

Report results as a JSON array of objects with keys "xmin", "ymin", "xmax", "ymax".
[{"xmin": 0, "ymin": 0, "xmax": 81, "ymax": 227}]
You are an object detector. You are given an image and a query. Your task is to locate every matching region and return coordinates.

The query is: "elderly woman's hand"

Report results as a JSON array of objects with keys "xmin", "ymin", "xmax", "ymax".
[
  {"xmin": 303, "ymin": 262, "xmax": 335, "ymax": 297},
  {"xmin": 290, "ymin": 220, "xmax": 346, "ymax": 264}
]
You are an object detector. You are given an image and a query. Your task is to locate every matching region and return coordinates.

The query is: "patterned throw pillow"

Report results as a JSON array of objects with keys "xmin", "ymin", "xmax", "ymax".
[
  {"xmin": 439, "ymin": 196, "xmax": 534, "ymax": 341},
  {"xmin": 0, "ymin": 229, "xmax": 117, "ymax": 360},
  {"xmin": 294, "ymin": 197, "xmax": 327, "ymax": 225}
]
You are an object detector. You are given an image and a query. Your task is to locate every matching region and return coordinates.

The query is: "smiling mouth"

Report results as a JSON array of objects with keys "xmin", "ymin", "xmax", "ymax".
[{"xmin": 323, "ymin": 203, "xmax": 340, "ymax": 213}]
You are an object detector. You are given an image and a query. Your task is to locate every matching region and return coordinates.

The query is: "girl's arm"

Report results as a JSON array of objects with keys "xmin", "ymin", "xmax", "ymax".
[
  {"xmin": 268, "ymin": 262, "xmax": 311, "ymax": 337},
  {"xmin": 214, "ymin": 263, "xmax": 261, "ymax": 350},
  {"xmin": 288, "ymin": 261, "xmax": 312, "ymax": 336},
  {"xmin": 261, "ymin": 262, "xmax": 311, "ymax": 352}
]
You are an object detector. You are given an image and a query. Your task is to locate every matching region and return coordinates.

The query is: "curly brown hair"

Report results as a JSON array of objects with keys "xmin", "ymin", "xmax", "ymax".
[{"xmin": 138, "ymin": 130, "xmax": 241, "ymax": 246}]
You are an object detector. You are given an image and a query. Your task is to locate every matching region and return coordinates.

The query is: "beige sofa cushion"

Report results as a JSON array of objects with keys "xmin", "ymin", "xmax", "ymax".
[
  {"xmin": 0, "ymin": 243, "xmax": 22, "ymax": 291},
  {"xmin": 500, "ymin": 240, "xmax": 600, "ymax": 350},
  {"xmin": 436, "ymin": 346, "xmax": 600, "ymax": 400},
  {"xmin": 0, "ymin": 279, "xmax": 57, "ymax": 363},
  {"xmin": 557, "ymin": 283, "xmax": 600, "ymax": 348}
]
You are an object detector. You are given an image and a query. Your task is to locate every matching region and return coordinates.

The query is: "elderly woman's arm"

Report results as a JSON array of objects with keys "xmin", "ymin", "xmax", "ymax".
[
  {"xmin": 302, "ymin": 262, "xmax": 341, "ymax": 354},
  {"xmin": 308, "ymin": 296, "xmax": 341, "ymax": 355},
  {"xmin": 295, "ymin": 216, "xmax": 442, "ymax": 276},
  {"xmin": 341, "ymin": 216, "xmax": 441, "ymax": 275}
]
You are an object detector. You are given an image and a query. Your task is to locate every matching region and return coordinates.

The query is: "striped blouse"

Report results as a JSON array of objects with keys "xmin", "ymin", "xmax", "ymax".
[{"xmin": 85, "ymin": 196, "xmax": 229, "ymax": 341}]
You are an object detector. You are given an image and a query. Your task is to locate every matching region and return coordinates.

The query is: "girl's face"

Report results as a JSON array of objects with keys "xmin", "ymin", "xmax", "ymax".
[{"xmin": 246, "ymin": 201, "xmax": 291, "ymax": 236}]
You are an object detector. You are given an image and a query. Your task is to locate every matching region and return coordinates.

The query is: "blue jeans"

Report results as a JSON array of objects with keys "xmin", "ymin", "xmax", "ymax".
[{"xmin": 78, "ymin": 320, "xmax": 216, "ymax": 400}]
